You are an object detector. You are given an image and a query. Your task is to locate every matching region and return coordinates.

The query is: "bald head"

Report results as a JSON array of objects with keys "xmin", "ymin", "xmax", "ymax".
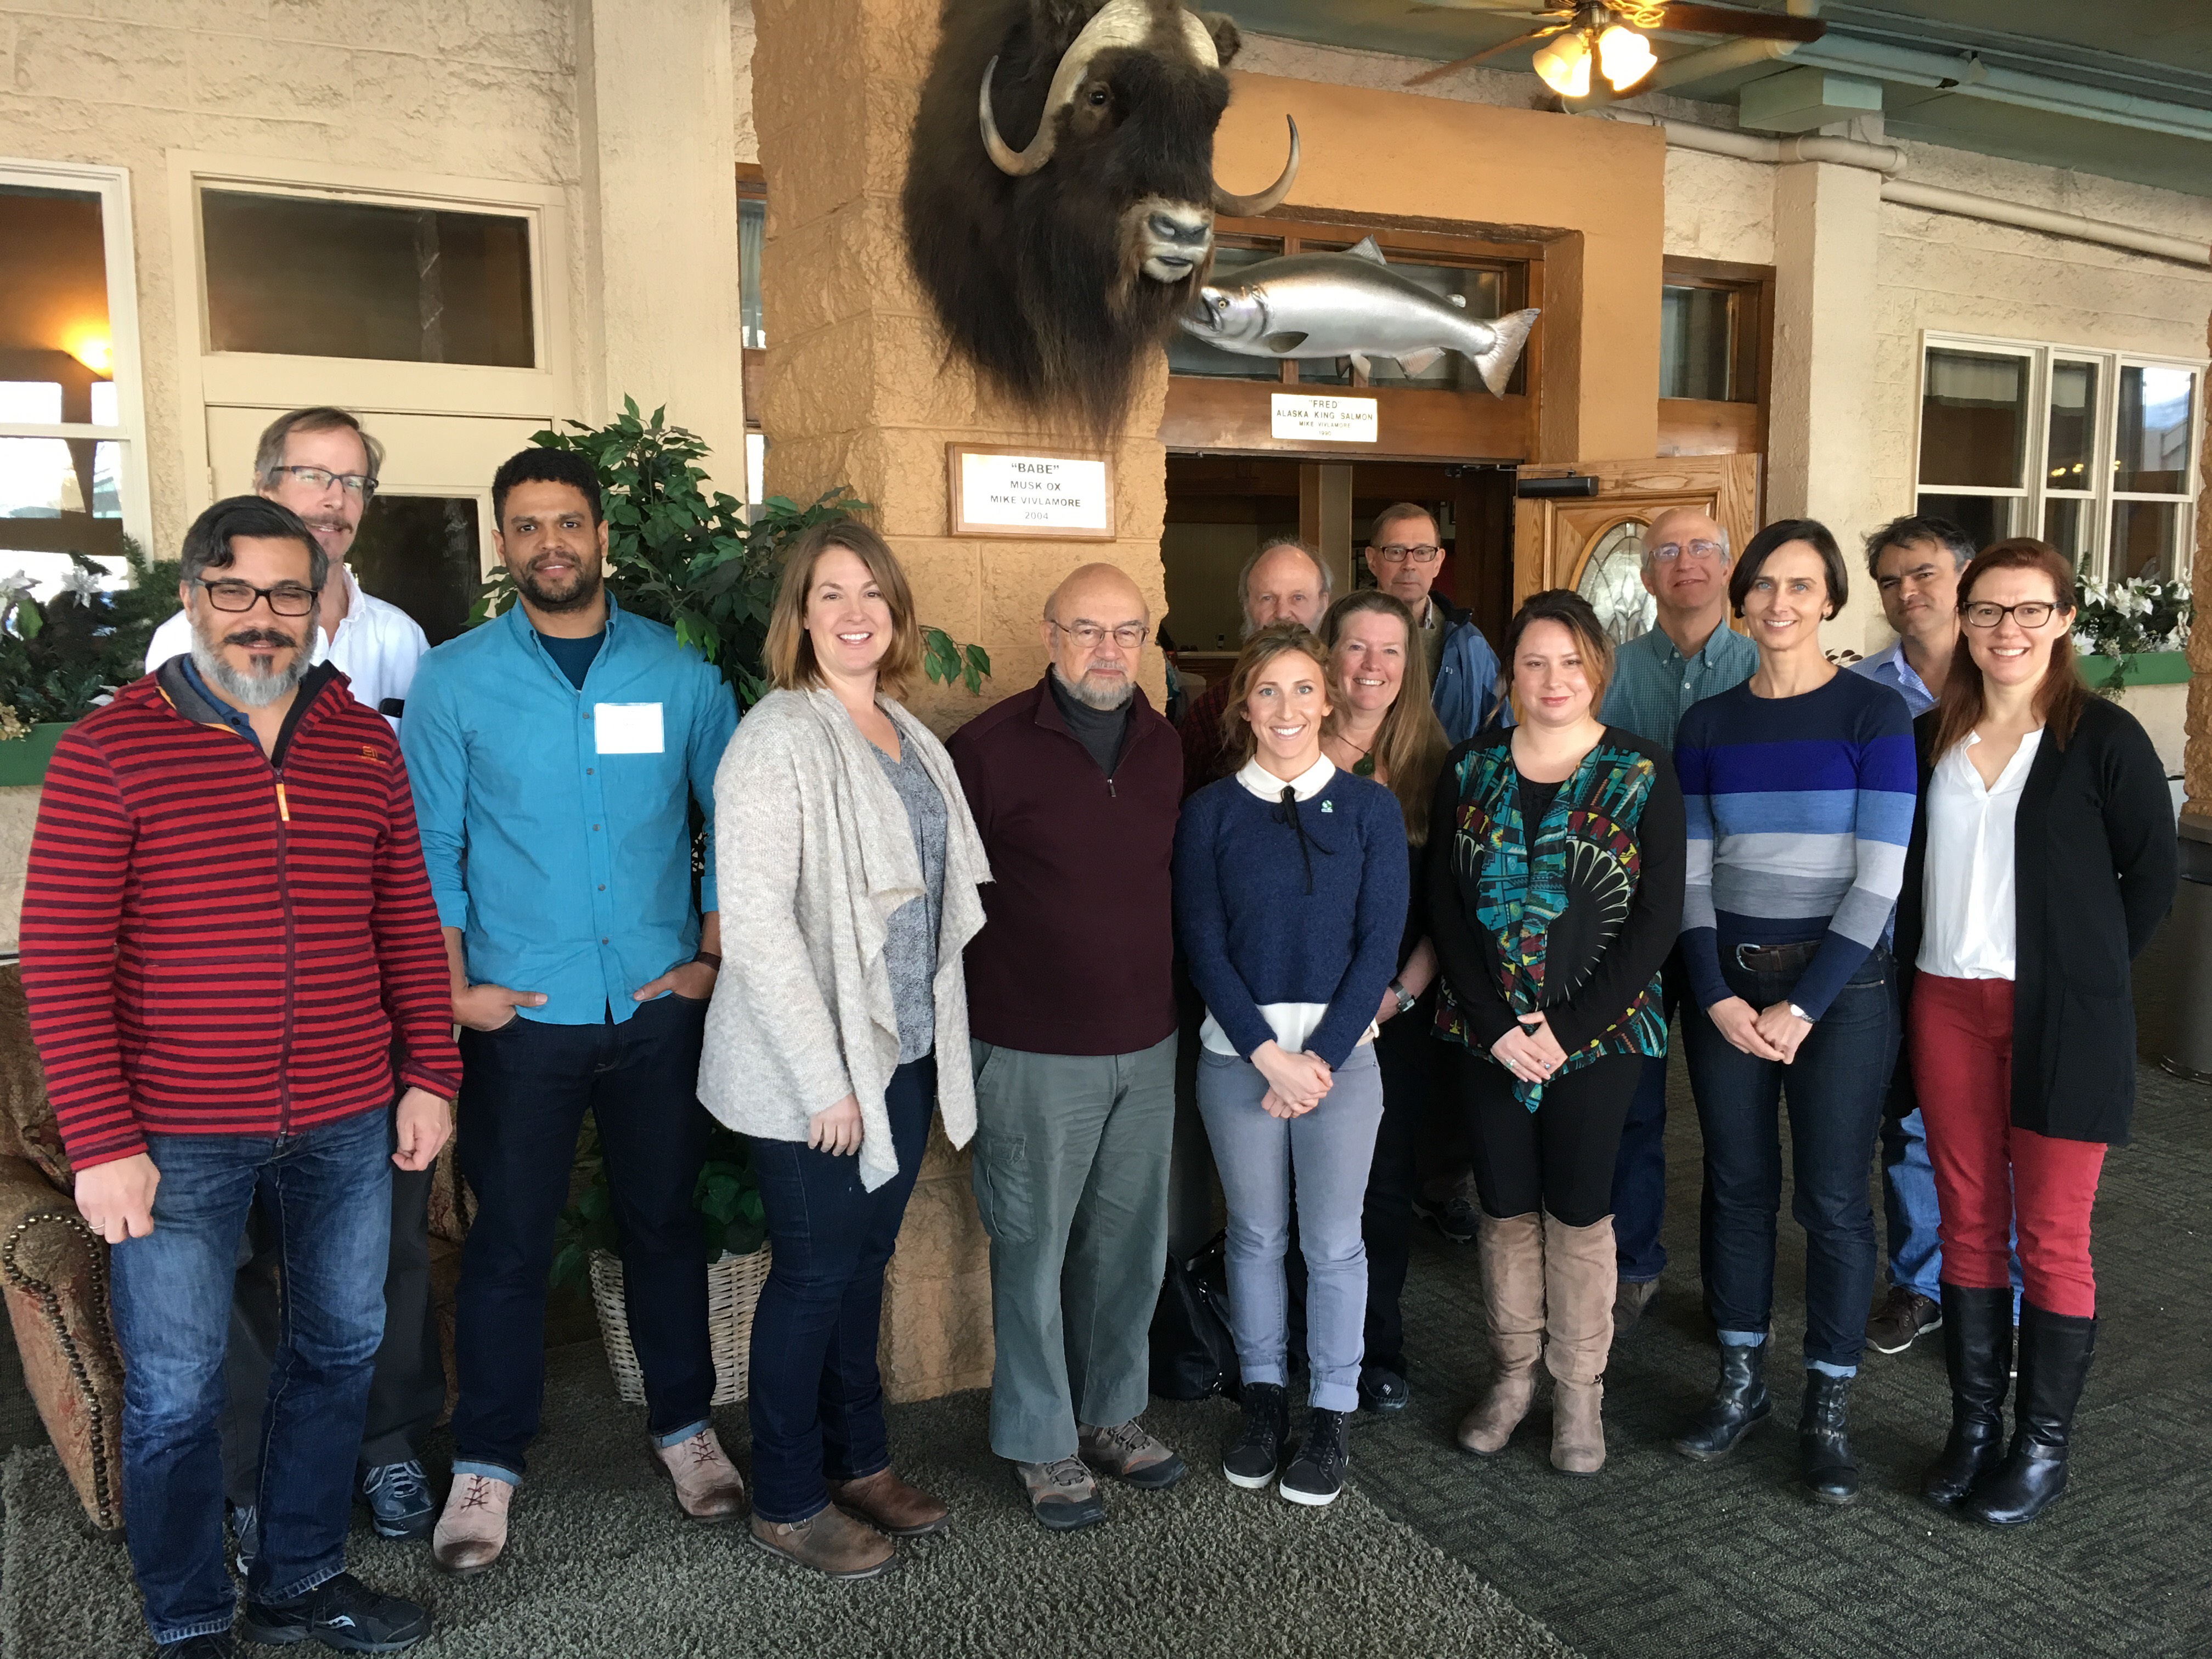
[
  {"xmin": 1640, "ymin": 505, "xmax": 1731, "ymax": 624},
  {"xmin": 1242, "ymin": 539, "xmax": 1330, "ymax": 635},
  {"xmin": 1043, "ymin": 562, "xmax": 1150, "ymax": 710}
]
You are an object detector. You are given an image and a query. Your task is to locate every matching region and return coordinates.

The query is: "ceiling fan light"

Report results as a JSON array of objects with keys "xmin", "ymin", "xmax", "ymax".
[
  {"xmin": 1532, "ymin": 30, "xmax": 1592, "ymax": 99},
  {"xmin": 1596, "ymin": 24, "xmax": 1657, "ymax": 92}
]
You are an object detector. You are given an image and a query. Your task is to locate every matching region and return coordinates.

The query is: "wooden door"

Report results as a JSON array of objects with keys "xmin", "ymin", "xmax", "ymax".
[{"xmin": 1512, "ymin": 455, "xmax": 1760, "ymax": 629}]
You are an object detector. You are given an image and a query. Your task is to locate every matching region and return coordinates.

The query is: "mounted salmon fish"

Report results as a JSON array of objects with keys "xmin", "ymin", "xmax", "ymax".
[{"xmin": 1178, "ymin": 237, "xmax": 1539, "ymax": 393}]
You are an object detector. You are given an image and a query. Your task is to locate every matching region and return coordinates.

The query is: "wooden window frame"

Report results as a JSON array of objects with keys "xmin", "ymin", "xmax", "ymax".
[{"xmin": 1657, "ymin": 255, "xmax": 1772, "ymax": 460}]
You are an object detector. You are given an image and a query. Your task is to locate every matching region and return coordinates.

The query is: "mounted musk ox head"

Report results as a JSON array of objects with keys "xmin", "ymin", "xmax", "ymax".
[{"xmin": 902, "ymin": 0, "xmax": 1300, "ymax": 431}]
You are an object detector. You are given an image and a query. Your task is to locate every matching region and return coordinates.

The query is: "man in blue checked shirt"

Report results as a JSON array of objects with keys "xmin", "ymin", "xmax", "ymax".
[{"xmin": 400, "ymin": 448, "xmax": 742, "ymax": 1575}]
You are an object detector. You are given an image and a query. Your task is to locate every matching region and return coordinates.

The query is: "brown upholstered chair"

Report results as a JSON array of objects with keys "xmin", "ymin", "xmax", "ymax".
[{"xmin": 0, "ymin": 965, "xmax": 125, "ymax": 1536}]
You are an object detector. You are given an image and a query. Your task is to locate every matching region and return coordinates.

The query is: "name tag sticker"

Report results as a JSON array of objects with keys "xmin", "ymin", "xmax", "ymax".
[{"xmin": 594, "ymin": 702, "xmax": 664, "ymax": 755}]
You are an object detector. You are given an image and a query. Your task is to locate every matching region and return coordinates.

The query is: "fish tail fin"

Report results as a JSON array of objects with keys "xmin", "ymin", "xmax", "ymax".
[
  {"xmin": 1474, "ymin": 307, "xmax": 1541, "ymax": 396},
  {"xmin": 1394, "ymin": 347, "xmax": 1446, "ymax": 377}
]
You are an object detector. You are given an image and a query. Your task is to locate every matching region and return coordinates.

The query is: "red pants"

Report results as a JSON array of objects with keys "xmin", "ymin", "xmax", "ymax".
[{"xmin": 1908, "ymin": 974, "xmax": 2107, "ymax": 1318}]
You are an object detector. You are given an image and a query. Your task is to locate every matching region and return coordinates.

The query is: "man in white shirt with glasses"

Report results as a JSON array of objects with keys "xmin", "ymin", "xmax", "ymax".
[
  {"xmin": 1362, "ymin": 501, "xmax": 1502, "ymax": 744},
  {"xmin": 145, "ymin": 406, "xmax": 430, "ymax": 728}
]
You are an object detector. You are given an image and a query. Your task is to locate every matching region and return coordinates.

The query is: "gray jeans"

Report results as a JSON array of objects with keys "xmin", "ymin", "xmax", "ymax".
[
  {"xmin": 970, "ymin": 1034, "xmax": 1177, "ymax": 1463},
  {"xmin": 1196, "ymin": 1041, "xmax": 1386, "ymax": 1413}
]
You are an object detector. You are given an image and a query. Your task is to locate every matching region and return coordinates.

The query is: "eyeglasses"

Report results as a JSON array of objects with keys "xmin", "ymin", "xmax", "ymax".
[
  {"xmin": 1649, "ymin": 539, "xmax": 1725, "ymax": 563},
  {"xmin": 1051, "ymin": 619, "xmax": 1149, "ymax": 650},
  {"xmin": 195, "ymin": 578, "xmax": 321, "ymax": 617},
  {"xmin": 1963, "ymin": 600, "xmax": 2059, "ymax": 629},
  {"xmin": 269, "ymin": 464, "xmax": 377, "ymax": 497},
  {"xmin": 1372, "ymin": 543, "xmax": 1442, "ymax": 565}
]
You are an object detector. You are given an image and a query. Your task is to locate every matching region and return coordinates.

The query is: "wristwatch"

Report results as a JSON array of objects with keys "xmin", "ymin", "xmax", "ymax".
[
  {"xmin": 1787, "ymin": 1002, "xmax": 1814, "ymax": 1024},
  {"xmin": 1389, "ymin": 978, "xmax": 1418, "ymax": 1017}
]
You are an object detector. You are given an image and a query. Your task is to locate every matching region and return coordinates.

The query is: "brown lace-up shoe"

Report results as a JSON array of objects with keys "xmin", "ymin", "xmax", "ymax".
[
  {"xmin": 431, "ymin": 1472, "xmax": 511, "ymax": 1576},
  {"xmin": 654, "ymin": 1427, "xmax": 747, "ymax": 1521},
  {"xmin": 828, "ymin": 1468, "xmax": 951, "ymax": 1537},
  {"xmin": 750, "ymin": 1505, "xmax": 898, "ymax": 1578},
  {"xmin": 1014, "ymin": 1456, "xmax": 1107, "ymax": 1531},
  {"xmin": 1867, "ymin": 1287, "xmax": 1942, "ymax": 1355},
  {"xmin": 1079, "ymin": 1418, "xmax": 1189, "ymax": 1490}
]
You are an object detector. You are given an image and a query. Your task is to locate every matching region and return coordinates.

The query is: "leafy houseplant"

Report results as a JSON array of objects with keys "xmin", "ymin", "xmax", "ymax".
[
  {"xmin": 549, "ymin": 1117, "xmax": 766, "ymax": 1294},
  {"xmin": 2070, "ymin": 568, "xmax": 2192, "ymax": 697},
  {"xmin": 0, "ymin": 541, "xmax": 180, "ymax": 733}
]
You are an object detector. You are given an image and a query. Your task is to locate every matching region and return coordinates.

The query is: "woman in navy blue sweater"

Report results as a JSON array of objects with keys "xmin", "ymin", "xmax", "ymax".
[{"xmin": 1173, "ymin": 623, "xmax": 1409, "ymax": 1508}]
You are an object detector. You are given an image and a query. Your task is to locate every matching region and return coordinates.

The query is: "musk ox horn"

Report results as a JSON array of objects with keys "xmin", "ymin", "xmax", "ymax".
[
  {"xmin": 1213, "ymin": 116, "xmax": 1301, "ymax": 217},
  {"xmin": 978, "ymin": 0, "xmax": 1157, "ymax": 177}
]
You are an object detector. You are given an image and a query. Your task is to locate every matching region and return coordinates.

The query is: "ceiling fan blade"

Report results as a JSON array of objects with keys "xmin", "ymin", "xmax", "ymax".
[
  {"xmin": 1404, "ymin": 24, "xmax": 1557, "ymax": 86},
  {"xmin": 1655, "ymin": 4, "xmax": 1827, "ymax": 41},
  {"xmin": 1407, "ymin": 1, "xmax": 1561, "ymax": 11}
]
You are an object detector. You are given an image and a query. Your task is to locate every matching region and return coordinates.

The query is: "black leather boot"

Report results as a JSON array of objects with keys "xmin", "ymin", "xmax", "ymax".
[
  {"xmin": 1798, "ymin": 1370, "xmax": 1859, "ymax": 1505},
  {"xmin": 1922, "ymin": 1284, "xmax": 2013, "ymax": 1506},
  {"xmin": 1962, "ymin": 1302, "xmax": 2097, "ymax": 1526},
  {"xmin": 1673, "ymin": 1341, "xmax": 1770, "ymax": 1461}
]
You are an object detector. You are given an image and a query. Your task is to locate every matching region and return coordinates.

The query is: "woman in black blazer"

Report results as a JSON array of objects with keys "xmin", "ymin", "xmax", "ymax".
[{"xmin": 1894, "ymin": 538, "xmax": 2176, "ymax": 1527}]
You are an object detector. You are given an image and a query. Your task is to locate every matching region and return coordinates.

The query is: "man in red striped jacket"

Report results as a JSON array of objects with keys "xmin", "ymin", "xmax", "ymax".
[{"xmin": 20, "ymin": 496, "xmax": 460, "ymax": 1658}]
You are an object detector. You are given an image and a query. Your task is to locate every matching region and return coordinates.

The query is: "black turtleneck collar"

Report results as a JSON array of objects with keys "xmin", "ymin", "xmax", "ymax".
[{"xmin": 1046, "ymin": 667, "xmax": 1132, "ymax": 778}]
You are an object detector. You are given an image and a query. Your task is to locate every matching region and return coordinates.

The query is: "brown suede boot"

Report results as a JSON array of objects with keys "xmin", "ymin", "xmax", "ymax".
[
  {"xmin": 828, "ymin": 1468, "xmax": 951, "ymax": 1537},
  {"xmin": 749, "ymin": 1504, "xmax": 899, "ymax": 1579},
  {"xmin": 1457, "ymin": 1211, "xmax": 1546, "ymax": 1455},
  {"xmin": 1544, "ymin": 1212, "xmax": 1616, "ymax": 1475}
]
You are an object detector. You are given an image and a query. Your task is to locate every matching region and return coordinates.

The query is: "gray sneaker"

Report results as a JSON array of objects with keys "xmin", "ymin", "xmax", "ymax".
[
  {"xmin": 1014, "ymin": 1455, "xmax": 1107, "ymax": 1532},
  {"xmin": 1078, "ymin": 1418, "xmax": 1188, "ymax": 1490}
]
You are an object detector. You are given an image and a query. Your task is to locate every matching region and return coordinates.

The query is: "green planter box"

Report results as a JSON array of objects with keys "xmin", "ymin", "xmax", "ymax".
[
  {"xmin": 2078, "ymin": 649, "xmax": 2190, "ymax": 690},
  {"xmin": 0, "ymin": 723, "xmax": 71, "ymax": 787}
]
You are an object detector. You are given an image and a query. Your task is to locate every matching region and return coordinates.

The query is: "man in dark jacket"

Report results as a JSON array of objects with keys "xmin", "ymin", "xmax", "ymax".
[
  {"xmin": 1362, "ymin": 501, "xmax": 1503, "ymax": 744},
  {"xmin": 22, "ymin": 496, "xmax": 459, "ymax": 1656},
  {"xmin": 950, "ymin": 564, "xmax": 1186, "ymax": 1533}
]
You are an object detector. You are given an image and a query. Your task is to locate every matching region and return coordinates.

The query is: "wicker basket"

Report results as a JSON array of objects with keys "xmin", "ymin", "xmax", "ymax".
[{"xmin": 588, "ymin": 1246, "xmax": 771, "ymax": 1407}]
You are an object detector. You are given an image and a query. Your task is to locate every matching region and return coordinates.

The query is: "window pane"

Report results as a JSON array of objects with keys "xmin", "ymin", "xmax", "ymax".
[
  {"xmin": 1576, "ymin": 520, "xmax": 1655, "ymax": 644},
  {"xmin": 2109, "ymin": 499, "xmax": 2180, "ymax": 582},
  {"xmin": 1917, "ymin": 492, "xmax": 2017, "ymax": 549},
  {"xmin": 2113, "ymin": 364, "xmax": 2194, "ymax": 494},
  {"xmin": 0, "ymin": 184, "xmax": 115, "ymax": 425},
  {"xmin": 1660, "ymin": 285, "xmax": 1735, "ymax": 401},
  {"xmin": 2042, "ymin": 496, "xmax": 2091, "ymax": 566},
  {"xmin": 0, "ymin": 382, "xmax": 62, "ymax": 422},
  {"xmin": 1166, "ymin": 244, "xmax": 1285, "ymax": 382},
  {"xmin": 2045, "ymin": 359, "xmax": 2097, "ymax": 491},
  {"xmin": 347, "ymin": 495, "xmax": 483, "ymax": 647},
  {"xmin": 0, "ymin": 435, "xmax": 126, "ymax": 558},
  {"xmin": 738, "ymin": 197, "xmax": 767, "ymax": 351},
  {"xmin": 1920, "ymin": 348, "xmax": 2027, "ymax": 489},
  {"xmin": 202, "ymin": 190, "xmax": 534, "ymax": 368}
]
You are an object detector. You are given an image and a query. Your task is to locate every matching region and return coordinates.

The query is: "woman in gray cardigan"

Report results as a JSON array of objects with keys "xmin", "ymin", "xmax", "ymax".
[{"xmin": 702, "ymin": 519, "xmax": 990, "ymax": 1580}]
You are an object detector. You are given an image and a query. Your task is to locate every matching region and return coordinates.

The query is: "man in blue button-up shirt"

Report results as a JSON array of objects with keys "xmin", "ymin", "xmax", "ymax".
[{"xmin": 401, "ymin": 448, "xmax": 742, "ymax": 1573}]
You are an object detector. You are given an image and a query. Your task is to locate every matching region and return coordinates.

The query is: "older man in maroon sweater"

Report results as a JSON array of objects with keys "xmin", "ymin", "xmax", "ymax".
[{"xmin": 950, "ymin": 563, "xmax": 1184, "ymax": 1533}]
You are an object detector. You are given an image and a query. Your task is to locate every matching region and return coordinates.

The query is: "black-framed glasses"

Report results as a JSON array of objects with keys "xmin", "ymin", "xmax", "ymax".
[
  {"xmin": 196, "ymin": 578, "xmax": 321, "ymax": 617},
  {"xmin": 1963, "ymin": 600, "xmax": 2060, "ymax": 629},
  {"xmin": 1649, "ymin": 539, "xmax": 1725, "ymax": 563},
  {"xmin": 1372, "ymin": 542, "xmax": 1442, "ymax": 565},
  {"xmin": 1051, "ymin": 619, "xmax": 1149, "ymax": 649},
  {"xmin": 270, "ymin": 464, "xmax": 377, "ymax": 497}
]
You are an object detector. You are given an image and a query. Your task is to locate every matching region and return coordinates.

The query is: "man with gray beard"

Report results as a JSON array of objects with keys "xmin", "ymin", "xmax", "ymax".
[{"xmin": 949, "ymin": 565, "xmax": 1187, "ymax": 1532}]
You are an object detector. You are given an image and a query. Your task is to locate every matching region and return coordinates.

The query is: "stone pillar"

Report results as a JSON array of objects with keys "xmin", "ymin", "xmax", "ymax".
[
  {"xmin": 577, "ymin": 0, "xmax": 747, "ymax": 455},
  {"xmin": 1769, "ymin": 160, "xmax": 1886, "ymax": 652},
  {"xmin": 752, "ymin": 0, "xmax": 1175, "ymax": 1401}
]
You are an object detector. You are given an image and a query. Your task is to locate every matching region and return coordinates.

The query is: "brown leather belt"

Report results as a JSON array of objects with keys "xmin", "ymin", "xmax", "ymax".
[{"xmin": 1733, "ymin": 940, "xmax": 1819, "ymax": 974}]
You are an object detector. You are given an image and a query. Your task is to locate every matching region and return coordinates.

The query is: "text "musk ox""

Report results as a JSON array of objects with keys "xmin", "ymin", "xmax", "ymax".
[{"xmin": 902, "ymin": 0, "xmax": 1299, "ymax": 431}]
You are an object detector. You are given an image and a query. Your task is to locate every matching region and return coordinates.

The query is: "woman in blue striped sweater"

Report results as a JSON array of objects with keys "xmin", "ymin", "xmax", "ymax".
[
  {"xmin": 1669, "ymin": 519, "xmax": 1917, "ymax": 1505},
  {"xmin": 1174, "ymin": 623, "xmax": 1409, "ymax": 1509}
]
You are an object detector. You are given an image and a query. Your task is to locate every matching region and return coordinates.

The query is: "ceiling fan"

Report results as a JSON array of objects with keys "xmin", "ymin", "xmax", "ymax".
[{"xmin": 1404, "ymin": 2, "xmax": 1826, "ymax": 97}]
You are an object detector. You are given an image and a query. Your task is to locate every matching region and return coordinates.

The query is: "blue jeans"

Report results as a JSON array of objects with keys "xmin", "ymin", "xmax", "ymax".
[
  {"xmin": 450, "ymin": 992, "xmax": 714, "ymax": 1482},
  {"xmin": 109, "ymin": 1108, "xmax": 392, "ymax": 1645},
  {"xmin": 1610, "ymin": 946, "xmax": 1686, "ymax": 1283},
  {"xmin": 1880, "ymin": 1106, "xmax": 1944, "ymax": 1301},
  {"xmin": 1683, "ymin": 947, "xmax": 1899, "ymax": 1372},
  {"xmin": 1197, "ymin": 1042, "xmax": 1386, "ymax": 1413},
  {"xmin": 747, "ymin": 1055, "xmax": 934, "ymax": 1525}
]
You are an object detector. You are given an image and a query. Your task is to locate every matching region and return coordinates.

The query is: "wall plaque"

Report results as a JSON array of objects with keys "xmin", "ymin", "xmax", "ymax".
[
  {"xmin": 1270, "ymin": 392, "xmax": 1379, "ymax": 443},
  {"xmin": 949, "ymin": 445, "xmax": 1116, "ymax": 539}
]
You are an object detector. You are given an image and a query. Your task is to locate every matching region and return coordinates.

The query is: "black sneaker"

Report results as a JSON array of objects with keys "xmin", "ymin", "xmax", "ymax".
[
  {"xmin": 1357, "ymin": 1362, "xmax": 1410, "ymax": 1414},
  {"xmin": 157, "ymin": 1637, "xmax": 233, "ymax": 1657},
  {"xmin": 1222, "ymin": 1381, "xmax": 1289, "ymax": 1489},
  {"xmin": 1413, "ymin": 1194, "xmax": 1479, "ymax": 1245},
  {"xmin": 1279, "ymin": 1408, "xmax": 1350, "ymax": 1506},
  {"xmin": 360, "ymin": 1460, "xmax": 437, "ymax": 1542},
  {"xmin": 240, "ymin": 1572, "xmax": 430, "ymax": 1653}
]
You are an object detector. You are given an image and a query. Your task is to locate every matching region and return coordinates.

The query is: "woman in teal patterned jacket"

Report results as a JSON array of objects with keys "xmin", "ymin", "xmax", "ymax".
[{"xmin": 1428, "ymin": 589, "xmax": 1685, "ymax": 1476}]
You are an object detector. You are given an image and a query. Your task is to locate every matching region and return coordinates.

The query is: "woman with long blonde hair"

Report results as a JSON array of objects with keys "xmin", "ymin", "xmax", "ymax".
[{"xmin": 1316, "ymin": 590, "xmax": 1449, "ymax": 1414}]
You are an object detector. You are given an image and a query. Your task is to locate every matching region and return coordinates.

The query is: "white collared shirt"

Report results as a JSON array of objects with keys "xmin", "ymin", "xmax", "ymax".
[
  {"xmin": 1204, "ymin": 751, "xmax": 1378, "ymax": 1056},
  {"xmin": 1917, "ymin": 727, "xmax": 2043, "ymax": 981},
  {"xmin": 145, "ymin": 562, "xmax": 432, "ymax": 731}
]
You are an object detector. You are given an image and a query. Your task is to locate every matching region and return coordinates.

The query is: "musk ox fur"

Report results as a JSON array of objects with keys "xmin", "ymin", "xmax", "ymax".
[{"xmin": 902, "ymin": 0, "xmax": 1298, "ymax": 432}]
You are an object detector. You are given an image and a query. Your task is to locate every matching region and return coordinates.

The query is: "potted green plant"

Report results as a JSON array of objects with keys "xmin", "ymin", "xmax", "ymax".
[
  {"xmin": 2072, "ymin": 569, "xmax": 2192, "ymax": 697},
  {"xmin": 0, "ymin": 542, "xmax": 179, "ymax": 786}
]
